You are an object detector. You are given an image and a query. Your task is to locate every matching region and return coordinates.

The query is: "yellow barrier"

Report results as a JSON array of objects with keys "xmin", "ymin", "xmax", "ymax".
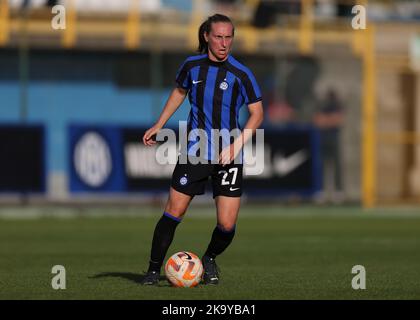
[
  {"xmin": 62, "ymin": 0, "xmax": 76, "ymax": 47},
  {"xmin": 361, "ymin": 24, "xmax": 377, "ymax": 209},
  {"xmin": 0, "ymin": 0, "xmax": 9, "ymax": 46},
  {"xmin": 299, "ymin": 0, "xmax": 314, "ymax": 54},
  {"xmin": 125, "ymin": 0, "xmax": 140, "ymax": 49}
]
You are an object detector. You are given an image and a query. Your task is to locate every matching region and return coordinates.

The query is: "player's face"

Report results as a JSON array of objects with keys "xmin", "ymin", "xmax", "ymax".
[{"xmin": 205, "ymin": 22, "xmax": 234, "ymax": 62}]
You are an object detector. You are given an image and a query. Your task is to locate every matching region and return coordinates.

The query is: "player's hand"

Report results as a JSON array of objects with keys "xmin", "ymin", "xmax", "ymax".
[
  {"xmin": 219, "ymin": 142, "xmax": 242, "ymax": 166},
  {"xmin": 142, "ymin": 125, "xmax": 160, "ymax": 146}
]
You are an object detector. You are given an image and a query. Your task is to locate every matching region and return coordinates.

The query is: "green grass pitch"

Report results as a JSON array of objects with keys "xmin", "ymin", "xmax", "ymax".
[{"xmin": 1, "ymin": 204, "xmax": 419, "ymax": 299}]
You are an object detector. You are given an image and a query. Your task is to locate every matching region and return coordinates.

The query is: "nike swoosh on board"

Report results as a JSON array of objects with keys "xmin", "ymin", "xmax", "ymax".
[{"xmin": 274, "ymin": 149, "xmax": 308, "ymax": 177}]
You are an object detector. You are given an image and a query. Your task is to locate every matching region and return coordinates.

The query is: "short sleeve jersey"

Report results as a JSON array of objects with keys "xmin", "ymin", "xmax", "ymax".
[{"xmin": 175, "ymin": 54, "xmax": 262, "ymax": 161}]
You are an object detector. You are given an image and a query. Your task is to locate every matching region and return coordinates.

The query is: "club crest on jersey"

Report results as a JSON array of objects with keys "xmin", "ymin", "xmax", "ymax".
[
  {"xmin": 219, "ymin": 81, "xmax": 229, "ymax": 90},
  {"xmin": 179, "ymin": 175, "xmax": 188, "ymax": 186}
]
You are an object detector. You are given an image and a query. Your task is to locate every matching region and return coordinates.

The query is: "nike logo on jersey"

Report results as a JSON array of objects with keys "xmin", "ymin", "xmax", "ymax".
[
  {"xmin": 274, "ymin": 150, "xmax": 308, "ymax": 177},
  {"xmin": 192, "ymin": 80, "xmax": 203, "ymax": 84},
  {"xmin": 229, "ymin": 187, "xmax": 240, "ymax": 191}
]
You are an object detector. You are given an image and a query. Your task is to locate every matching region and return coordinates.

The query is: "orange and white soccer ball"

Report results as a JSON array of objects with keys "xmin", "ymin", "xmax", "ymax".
[{"xmin": 165, "ymin": 251, "xmax": 203, "ymax": 287}]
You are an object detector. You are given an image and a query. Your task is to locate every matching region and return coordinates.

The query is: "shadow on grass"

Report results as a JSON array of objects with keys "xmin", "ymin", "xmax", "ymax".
[{"xmin": 89, "ymin": 272, "xmax": 168, "ymax": 285}]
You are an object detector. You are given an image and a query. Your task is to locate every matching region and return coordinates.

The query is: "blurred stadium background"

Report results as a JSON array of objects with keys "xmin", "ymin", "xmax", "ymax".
[
  {"xmin": 1, "ymin": 0, "xmax": 420, "ymax": 207},
  {"xmin": 1, "ymin": 0, "xmax": 420, "ymax": 299}
]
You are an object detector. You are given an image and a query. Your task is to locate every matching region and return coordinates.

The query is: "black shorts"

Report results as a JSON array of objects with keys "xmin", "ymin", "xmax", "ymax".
[{"xmin": 171, "ymin": 158, "xmax": 243, "ymax": 198}]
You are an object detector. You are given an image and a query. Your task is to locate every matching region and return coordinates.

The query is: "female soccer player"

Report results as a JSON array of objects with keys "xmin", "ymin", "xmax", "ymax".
[{"xmin": 141, "ymin": 14, "xmax": 263, "ymax": 285}]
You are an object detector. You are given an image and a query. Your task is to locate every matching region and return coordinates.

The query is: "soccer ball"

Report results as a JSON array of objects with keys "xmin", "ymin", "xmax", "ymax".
[{"xmin": 165, "ymin": 251, "xmax": 203, "ymax": 287}]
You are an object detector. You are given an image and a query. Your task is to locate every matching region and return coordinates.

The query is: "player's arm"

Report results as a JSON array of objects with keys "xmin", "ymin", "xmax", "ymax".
[
  {"xmin": 240, "ymin": 101, "xmax": 264, "ymax": 144},
  {"xmin": 143, "ymin": 87, "xmax": 187, "ymax": 146},
  {"xmin": 219, "ymin": 101, "xmax": 264, "ymax": 165}
]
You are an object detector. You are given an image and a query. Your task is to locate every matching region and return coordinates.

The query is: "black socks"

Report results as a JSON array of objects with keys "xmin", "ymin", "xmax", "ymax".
[
  {"xmin": 204, "ymin": 224, "xmax": 236, "ymax": 259},
  {"xmin": 146, "ymin": 213, "xmax": 236, "ymax": 273},
  {"xmin": 147, "ymin": 212, "xmax": 181, "ymax": 273}
]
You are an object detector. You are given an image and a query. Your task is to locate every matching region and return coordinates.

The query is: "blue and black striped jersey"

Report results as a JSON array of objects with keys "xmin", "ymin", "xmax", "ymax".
[{"xmin": 175, "ymin": 54, "xmax": 262, "ymax": 161}]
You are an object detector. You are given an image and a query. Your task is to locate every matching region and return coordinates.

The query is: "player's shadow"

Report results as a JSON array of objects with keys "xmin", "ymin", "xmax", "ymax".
[{"xmin": 89, "ymin": 272, "xmax": 167, "ymax": 285}]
